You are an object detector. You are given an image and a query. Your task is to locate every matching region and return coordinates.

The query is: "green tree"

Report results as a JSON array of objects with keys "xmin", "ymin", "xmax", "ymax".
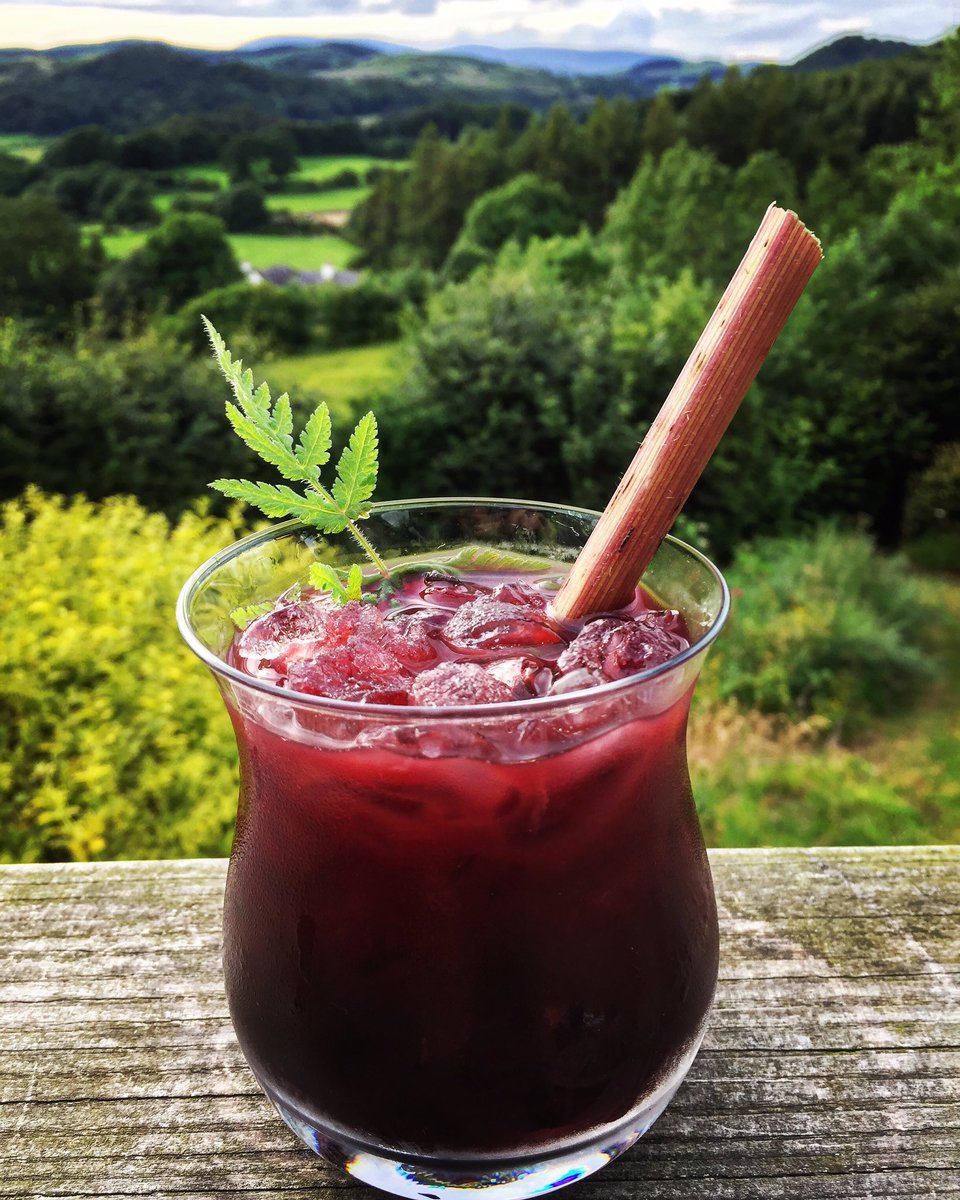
[
  {"xmin": 97, "ymin": 212, "xmax": 241, "ymax": 328},
  {"xmin": 43, "ymin": 125, "xmax": 118, "ymax": 168},
  {"xmin": 0, "ymin": 322, "xmax": 261, "ymax": 512},
  {"xmin": 214, "ymin": 183, "xmax": 268, "ymax": 232},
  {"xmin": 604, "ymin": 143, "xmax": 733, "ymax": 281},
  {"xmin": 117, "ymin": 127, "xmax": 180, "ymax": 170},
  {"xmin": 0, "ymin": 197, "xmax": 96, "ymax": 328},
  {"xmin": 377, "ymin": 264, "xmax": 634, "ymax": 509},
  {"xmin": 0, "ymin": 151, "xmax": 36, "ymax": 198},
  {"xmin": 641, "ymin": 91, "xmax": 680, "ymax": 160},
  {"xmin": 456, "ymin": 173, "xmax": 578, "ymax": 255},
  {"xmin": 220, "ymin": 127, "xmax": 298, "ymax": 185},
  {"xmin": 101, "ymin": 175, "xmax": 157, "ymax": 228}
]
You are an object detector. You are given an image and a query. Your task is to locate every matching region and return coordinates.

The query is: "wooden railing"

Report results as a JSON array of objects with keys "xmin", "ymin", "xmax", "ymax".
[{"xmin": 1, "ymin": 846, "xmax": 957, "ymax": 1197}]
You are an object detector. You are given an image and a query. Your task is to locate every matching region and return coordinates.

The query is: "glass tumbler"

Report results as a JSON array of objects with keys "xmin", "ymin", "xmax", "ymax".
[{"xmin": 177, "ymin": 498, "xmax": 729, "ymax": 1199}]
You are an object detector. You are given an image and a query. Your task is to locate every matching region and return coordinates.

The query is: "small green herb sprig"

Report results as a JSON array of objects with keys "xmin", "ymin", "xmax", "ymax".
[{"xmin": 205, "ymin": 319, "xmax": 388, "ymax": 613}]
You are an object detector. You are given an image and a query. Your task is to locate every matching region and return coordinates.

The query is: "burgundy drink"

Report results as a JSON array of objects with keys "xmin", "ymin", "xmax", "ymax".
[{"xmin": 177, "ymin": 500, "xmax": 729, "ymax": 1197}]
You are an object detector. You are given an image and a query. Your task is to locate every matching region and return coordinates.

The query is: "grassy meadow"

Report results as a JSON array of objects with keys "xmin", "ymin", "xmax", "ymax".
[
  {"xmin": 267, "ymin": 341, "xmax": 404, "ymax": 417},
  {"xmin": 265, "ymin": 187, "xmax": 369, "ymax": 214}
]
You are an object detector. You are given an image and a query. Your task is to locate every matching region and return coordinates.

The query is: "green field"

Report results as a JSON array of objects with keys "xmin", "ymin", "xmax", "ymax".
[
  {"xmin": 231, "ymin": 232, "xmax": 357, "ymax": 269},
  {"xmin": 265, "ymin": 187, "xmax": 369, "ymax": 214},
  {"xmin": 155, "ymin": 188, "xmax": 368, "ymax": 216},
  {"xmin": 171, "ymin": 155, "xmax": 402, "ymax": 192},
  {"xmin": 0, "ymin": 133, "xmax": 49, "ymax": 161},
  {"xmin": 173, "ymin": 164, "xmax": 230, "ymax": 189},
  {"xmin": 295, "ymin": 155, "xmax": 405, "ymax": 183},
  {"xmin": 91, "ymin": 227, "xmax": 358, "ymax": 270},
  {"xmin": 267, "ymin": 342, "xmax": 403, "ymax": 418}
]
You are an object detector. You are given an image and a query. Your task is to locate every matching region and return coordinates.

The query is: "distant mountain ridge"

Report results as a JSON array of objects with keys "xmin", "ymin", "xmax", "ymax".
[
  {"xmin": 789, "ymin": 33, "xmax": 924, "ymax": 71},
  {"xmin": 0, "ymin": 32, "xmax": 933, "ymax": 135}
]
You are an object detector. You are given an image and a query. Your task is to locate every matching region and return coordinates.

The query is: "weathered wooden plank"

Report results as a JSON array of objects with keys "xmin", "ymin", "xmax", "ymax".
[{"xmin": 0, "ymin": 848, "xmax": 957, "ymax": 1199}]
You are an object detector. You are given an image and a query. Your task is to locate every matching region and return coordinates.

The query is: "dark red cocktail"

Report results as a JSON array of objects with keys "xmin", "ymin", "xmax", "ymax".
[{"xmin": 177, "ymin": 500, "xmax": 729, "ymax": 1197}]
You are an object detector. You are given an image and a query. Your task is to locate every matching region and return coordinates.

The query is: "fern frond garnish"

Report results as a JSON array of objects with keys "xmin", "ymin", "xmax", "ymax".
[{"xmin": 204, "ymin": 318, "xmax": 389, "ymax": 599}]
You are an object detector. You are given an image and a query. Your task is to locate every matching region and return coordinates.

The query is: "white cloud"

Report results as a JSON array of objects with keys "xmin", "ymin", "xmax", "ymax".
[{"xmin": 0, "ymin": 0, "xmax": 954, "ymax": 58}]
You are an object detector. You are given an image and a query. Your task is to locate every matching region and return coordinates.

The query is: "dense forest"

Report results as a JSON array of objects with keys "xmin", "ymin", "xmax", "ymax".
[{"xmin": 1, "ymin": 30, "xmax": 958, "ymax": 860}]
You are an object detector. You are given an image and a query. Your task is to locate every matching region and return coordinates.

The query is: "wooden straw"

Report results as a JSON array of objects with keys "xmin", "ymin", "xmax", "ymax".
[{"xmin": 552, "ymin": 203, "xmax": 822, "ymax": 622}]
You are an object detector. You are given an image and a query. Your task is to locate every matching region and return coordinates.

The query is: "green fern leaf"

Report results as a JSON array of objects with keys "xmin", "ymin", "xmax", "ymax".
[
  {"xmin": 212, "ymin": 479, "xmax": 348, "ymax": 530},
  {"xmin": 272, "ymin": 392, "xmax": 294, "ymax": 443},
  {"xmin": 296, "ymin": 403, "xmax": 332, "ymax": 470},
  {"xmin": 224, "ymin": 403, "xmax": 308, "ymax": 483},
  {"xmin": 205, "ymin": 322, "xmax": 386, "ymax": 598},
  {"xmin": 333, "ymin": 412, "xmax": 379, "ymax": 518}
]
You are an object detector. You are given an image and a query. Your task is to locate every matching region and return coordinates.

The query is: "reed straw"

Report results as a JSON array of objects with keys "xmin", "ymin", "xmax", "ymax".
[{"xmin": 552, "ymin": 203, "xmax": 822, "ymax": 622}]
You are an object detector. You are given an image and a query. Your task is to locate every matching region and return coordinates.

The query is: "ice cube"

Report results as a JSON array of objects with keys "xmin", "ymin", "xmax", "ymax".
[
  {"xmin": 557, "ymin": 612, "xmax": 689, "ymax": 681},
  {"xmin": 486, "ymin": 656, "xmax": 555, "ymax": 699},
  {"xmin": 489, "ymin": 580, "xmax": 546, "ymax": 608},
  {"xmin": 410, "ymin": 662, "xmax": 514, "ymax": 707},
  {"xmin": 287, "ymin": 640, "xmax": 412, "ymax": 703},
  {"xmin": 384, "ymin": 609, "xmax": 443, "ymax": 667},
  {"xmin": 441, "ymin": 598, "xmax": 564, "ymax": 653}
]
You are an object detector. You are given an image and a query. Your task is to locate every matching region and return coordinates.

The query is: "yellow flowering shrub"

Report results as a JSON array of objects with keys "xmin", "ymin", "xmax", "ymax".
[{"xmin": 0, "ymin": 490, "xmax": 245, "ymax": 862}]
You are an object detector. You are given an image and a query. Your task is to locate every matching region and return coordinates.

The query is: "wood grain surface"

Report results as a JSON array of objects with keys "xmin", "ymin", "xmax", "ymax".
[{"xmin": 1, "ymin": 847, "xmax": 957, "ymax": 1198}]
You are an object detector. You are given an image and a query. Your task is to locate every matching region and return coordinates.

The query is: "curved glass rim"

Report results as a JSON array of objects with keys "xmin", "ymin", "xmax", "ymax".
[{"xmin": 176, "ymin": 496, "xmax": 730, "ymax": 721}]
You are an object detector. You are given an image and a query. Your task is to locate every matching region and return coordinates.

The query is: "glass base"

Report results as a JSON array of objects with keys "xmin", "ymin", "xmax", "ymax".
[{"xmin": 266, "ymin": 1045, "xmax": 699, "ymax": 1199}]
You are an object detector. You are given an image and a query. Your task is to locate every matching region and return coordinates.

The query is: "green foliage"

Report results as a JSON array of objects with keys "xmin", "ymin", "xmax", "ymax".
[
  {"xmin": 0, "ymin": 196, "xmax": 96, "ymax": 329},
  {"xmin": 101, "ymin": 174, "xmax": 157, "ymax": 227},
  {"xmin": 43, "ymin": 125, "xmax": 118, "ymax": 168},
  {"xmin": 456, "ymin": 172, "xmax": 578, "ymax": 255},
  {"xmin": 313, "ymin": 270, "xmax": 428, "ymax": 349},
  {"xmin": 0, "ymin": 489, "xmax": 241, "ymax": 862},
  {"xmin": 221, "ymin": 127, "xmax": 299, "ymax": 186},
  {"xmin": 97, "ymin": 211, "xmax": 241, "ymax": 328},
  {"xmin": 173, "ymin": 282, "xmax": 318, "ymax": 354},
  {"xmin": 693, "ymin": 721, "xmax": 959, "ymax": 848},
  {"xmin": 376, "ymin": 259, "xmax": 633, "ymax": 510},
  {"xmin": 0, "ymin": 150, "xmax": 37, "ymax": 198},
  {"xmin": 905, "ymin": 442, "xmax": 960, "ymax": 533},
  {"xmin": 706, "ymin": 526, "xmax": 940, "ymax": 736},
  {"xmin": 206, "ymin": 323, "xmax": 381, "ymax": 555},
  {"xmin": 213, "ymin": 183, "xmax": 268, "ymax": 232},
  {"xmin": 0, "ymin": 321, "xmax": 265, "ymax": 513},
  {"xmin": 904, "ymin": 443, "xmax": 960, "ymax": 563},
  {"xmin": 308, "ymin": 561, "xmax": 366, "ymax": 603}
]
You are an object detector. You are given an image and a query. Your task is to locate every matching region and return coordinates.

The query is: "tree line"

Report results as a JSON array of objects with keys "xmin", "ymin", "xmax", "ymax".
[{"xmin": 350, "ymin": 46, "xmax": 938, "ymax": 269}]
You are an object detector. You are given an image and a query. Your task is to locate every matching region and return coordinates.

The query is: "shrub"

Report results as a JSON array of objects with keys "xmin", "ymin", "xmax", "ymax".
[
  {"xmin": 96, "ymin": 212, "xmax": 241, "ymax": 329},
  {"xmin": 0, "ymin": 490, "xmax": 242, "ymax": 862},
  {"xmin": 173, "ymin": 282, "xmax": 319, "ymax": 355},
  {"xmin": 689, "ymin": 706, "xmax": 959, "ymax": 847},
  {"xmin": 904, "ymin": 443, "xmax": 960, "ymax": 537},
  {"xmin": 314, "ymin": 270, "xmax": 430, "ymax": 348},
  {"xmin": 0, "ymin": 322, "xmax": 262, "ymax": 513},
  {"xmin": 376, "ymin": 267, "xmax": 634, "ymax": 509},
  {"xmin": 214, "ymin": 183, "xmax": 269, "ymax": 232},
  {"xmin": 707, "ymin": 525, "xmax": 940, "ymax": 736}
]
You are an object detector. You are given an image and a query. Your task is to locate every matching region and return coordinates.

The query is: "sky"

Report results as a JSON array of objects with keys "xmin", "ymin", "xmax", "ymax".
[{"xmin": 0, "ymin": 0, "xmax": 956, "ymax": 63}]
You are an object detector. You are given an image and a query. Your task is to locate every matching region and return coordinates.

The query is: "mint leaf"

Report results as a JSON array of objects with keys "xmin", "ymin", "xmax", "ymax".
[{"xmin": 205, "ymin": 319, "xmax": 387, "ymax": 602}]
